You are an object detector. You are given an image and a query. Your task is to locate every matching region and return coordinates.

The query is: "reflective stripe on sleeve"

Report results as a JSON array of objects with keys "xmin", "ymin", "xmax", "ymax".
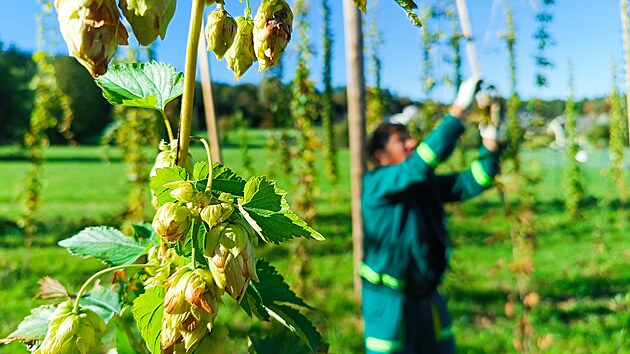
[
  {"xmin": 471, "ymin": 160, "xmax": 492, "ymax": 187},
  {"xmin": 416, "ymin": 142, "xmax": 439, "ymax": 168},
  {"xmin": 366, "ymin": 337, "xmax": 402, "ymax": 353}
]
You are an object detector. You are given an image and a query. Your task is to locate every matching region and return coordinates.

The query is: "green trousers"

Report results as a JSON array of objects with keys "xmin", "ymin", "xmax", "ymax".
[{"xmin": 362, "ymin": 282, "xmax": 455, "ymax": 354}]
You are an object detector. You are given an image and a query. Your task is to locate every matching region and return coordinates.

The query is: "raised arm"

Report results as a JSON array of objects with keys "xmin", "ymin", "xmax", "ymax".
[{"xmin": 434, "ymin": 145, "xmax": 501, "ymax": 202}]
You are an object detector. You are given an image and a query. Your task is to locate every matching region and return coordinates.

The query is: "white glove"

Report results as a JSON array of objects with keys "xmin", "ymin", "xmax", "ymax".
[
  {"xmin": 479, "ymin": 122, "xmax": 507, "ymax": 143},
  {"xmin": 479, "ymin": 100, "xmax": 507, "ymax": 144},
  {"xmin": 453, "ymin": 74, "xmax": 482, "ymax": 110}
]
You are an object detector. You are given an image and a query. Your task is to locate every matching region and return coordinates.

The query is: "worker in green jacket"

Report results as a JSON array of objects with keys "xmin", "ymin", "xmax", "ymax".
[{"xmin": 360, "ymin": 76, "xmax": 503, "ymax": 354}]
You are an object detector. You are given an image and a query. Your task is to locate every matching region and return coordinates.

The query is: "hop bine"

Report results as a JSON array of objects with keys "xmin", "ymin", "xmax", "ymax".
[
  {"xmin": 225, "ymin": 16, "xmax": 256, "ymax": 80},
  {"xmin": 54, "ymin": 0, "xmax": 128, "ymax": 77},
  {"xmin": 119, "ymin": 0, "xmax": 177, "ymax": 46},
  {"xmin": 35, "ymin": 300, "xmax": 105, "ymax": 354},
  {"xmin": 253, "ymin": 0, "xmax": 293, "ymax": 72},
  {"xmin": 205, "ymin": 6, "xmax": 237, "ymax": 60}
]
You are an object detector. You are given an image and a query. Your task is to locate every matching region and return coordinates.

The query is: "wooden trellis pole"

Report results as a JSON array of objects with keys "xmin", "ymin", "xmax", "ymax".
[
  {"xmin": 342, "ymin": 0, "xmax": 366, "ymax": 300},
  {"xmin": 197, "ymin": 21, "xmax": 222, "ymax": 163}
]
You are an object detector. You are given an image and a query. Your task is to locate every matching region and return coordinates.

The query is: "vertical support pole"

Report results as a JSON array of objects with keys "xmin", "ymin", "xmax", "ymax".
[
  {"xmin": 342, "ymin": 0, "xmax": 366, "ymax": 300},
  {"xmin": 198, "ymin": 20, "xmax": 222, "ymax": 163}
]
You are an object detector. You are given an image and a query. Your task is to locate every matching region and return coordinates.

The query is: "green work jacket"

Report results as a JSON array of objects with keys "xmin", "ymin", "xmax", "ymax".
[{"xmin": 360, "ymin": 114, "xmax": 500, "ymax": 297}]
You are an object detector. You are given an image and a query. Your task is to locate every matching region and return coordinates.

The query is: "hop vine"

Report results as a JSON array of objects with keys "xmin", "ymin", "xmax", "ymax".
[
  {"xmin": 321, "ymin": 0, "xmax": 340, "ymax": 184},
  {"xmin": 563, "ymin": 63, "xmax": 585, "ymax": 219}
]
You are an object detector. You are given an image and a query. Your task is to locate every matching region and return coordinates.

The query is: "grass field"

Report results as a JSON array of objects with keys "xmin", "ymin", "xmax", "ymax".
[{"xmin": 0, "ymin": 130, "xmax": 629, "ymax": 353}]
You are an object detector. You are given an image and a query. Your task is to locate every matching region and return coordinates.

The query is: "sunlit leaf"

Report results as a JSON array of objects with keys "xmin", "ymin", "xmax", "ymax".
[
  {"xmin": 241, "ymin": 260, "xmax": 326, "ymax": 352},
  {"xmin": 59, "ymin": 227, "xmax": 151, "ymax": 266},
  {"xmin": 150, "ymin": 166, "xmax": 189, "ymax": 207},
  {"xmin": 239, "ymin": 176, "xmax": 323, "ymax": 244},
  {"xmin": 0, "ymin": 305, "xmax": 56, "ymax": 345},
  {"xmin": 95, "ymin": 62, "xmax": 184, "ymax": 111},
  {"xmin": 81, "ymin": 282, "xmax": 123, "ymax": 323},
  {"xmin": 132, "ymin": 287, "xmax": 164, "ymax": 354}
]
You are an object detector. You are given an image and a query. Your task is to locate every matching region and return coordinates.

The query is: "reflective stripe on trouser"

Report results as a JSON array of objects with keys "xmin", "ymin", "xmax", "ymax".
[
  {"xmin": 362, "ymin": 282, "xmax": 405, "ymax": 354},
  {"xmin": 359, "ymin": 262, "xmax": 405, "ymax": 291}
]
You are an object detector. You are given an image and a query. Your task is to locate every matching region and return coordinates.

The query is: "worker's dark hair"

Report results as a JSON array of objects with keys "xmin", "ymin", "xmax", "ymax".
[{"xmin": 366, "ymin": 122, "xmax": 409, "ymax": 166}]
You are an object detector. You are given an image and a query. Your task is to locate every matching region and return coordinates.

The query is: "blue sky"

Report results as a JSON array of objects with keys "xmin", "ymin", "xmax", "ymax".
[{"xmin": 0, "ymin": 0, "xmax": 625, "ymax": 102}]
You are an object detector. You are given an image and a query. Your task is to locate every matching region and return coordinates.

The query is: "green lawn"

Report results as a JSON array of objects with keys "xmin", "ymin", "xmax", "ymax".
[{"xmin": 0, "ymin": 134, "xmax": 629, "ymax": 353}]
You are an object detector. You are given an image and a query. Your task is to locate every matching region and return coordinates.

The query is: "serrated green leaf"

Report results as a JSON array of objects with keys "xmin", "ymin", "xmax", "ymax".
[
  {"xmin": 181, "ymin": 219, "xmax": 208, "ymax": 267},
  {"xmin": 395, "ymin": 0, "xmax": 423, "ymax": 27},
  {"xmin": 0, "ymin": 305, "xmax": 56, "ymax": 344},
  {"xmin": 193, "ymin": 161, "xmax": 210, "ymax": 180},
  {"xmin": 58, "ymin": 227, "xmax": 151, "ymax": 266},
  {"xmin": 150, "ymin": 166, "xmax": 189, "ymax": 207},
  {"xmin": 265, "ymin": 304, "xmax": 326, "ymax": 352},
  {"xmin": 239, "ymin": 176, "xmax": 324, "ymax": 244},
  {"xmin": 241, "ymin": 260, "xmax": 326, "ymax": 352},
  {"xmin": 132, "ymin": 223, "xmax": 158, "ymax": 245},
  {"xmin": 132, "ymin": 287, "xmax": 164, "ymax": 354},
  {"xmin": 95, "ymin": 62, "xmax": 184, "ymax": 111},
  {"xmin": 248, "ymin": 326, "xmax": 311, "ymax": 354},
  {"xmin": 81, "ymin": 283, "xmax": 123, "ymax": 323},
  {"xmin": 196, "ymin": 162, "xmax": 247, "ymax": 196}
]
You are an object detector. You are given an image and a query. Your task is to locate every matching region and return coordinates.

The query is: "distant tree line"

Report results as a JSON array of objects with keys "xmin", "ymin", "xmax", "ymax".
[{"xmin": 0, "ymin": 44, "xmax": 618, "ymax": 146}]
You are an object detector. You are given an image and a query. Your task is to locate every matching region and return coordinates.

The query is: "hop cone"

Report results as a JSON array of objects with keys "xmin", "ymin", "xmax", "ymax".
[
  {"xmin": 150, "ymin": 141, "xmax": 194, "ymax": 178},
  {"xmin": 35, "ymin": 300, "xmax": 106, "ymax": 354},
  {"xmin": 204, "ymin": 220, "xmax": 258, "ymax": 302},
  {"xmin": 144, "ymin": 246, "xmax": 187, "ymax": 288},
  {"xmin": 224, "ymin": 16, "xmax": 256, "ymax": 80},
  {"xmin": 119, "ymin": 0, "xmax": 176, "ymax": 46},
  {"xmin": 200, "ymin": 202, "xmax": 233, "ymax": 228},
  {"xmin": 162, "ymin": 268, "xmax": 222, "ymax": 353},
  {"xmin": 54, "ymin": 0, "xmax": 129, "ymax": 77},
  {"xmin": 205, "ymin": 7, "xmax": 237, "ymax": 60},
  {"xmin": 152, "ymin": 202, "xmax": 192, "ymax": 243},
  {"xmin": 253, "ymin": 0, "xmax": 293, "ymax": 72}
]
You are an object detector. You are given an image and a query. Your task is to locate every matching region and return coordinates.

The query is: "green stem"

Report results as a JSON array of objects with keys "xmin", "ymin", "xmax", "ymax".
[
  {"xmin": 190, "ymin": 217, "xmax": 201, "ymax": 268},
  {"xmin": 192, "ymin": 136, "xmax": 214, "ymax": 193},
  {"xmin": 176, "ymin": 0, "xmax": 206, "ymax": 167},
  {"xmin": 73, "ymin": 264, "xmax": 156, "ymax": 314},
  {"xmin": 160, "ymin": 109, "xmax": 175, "ymax": 142},
  {"xmin": 245, "ymin": 0, "xmax": 252, "ymax": 18}
]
